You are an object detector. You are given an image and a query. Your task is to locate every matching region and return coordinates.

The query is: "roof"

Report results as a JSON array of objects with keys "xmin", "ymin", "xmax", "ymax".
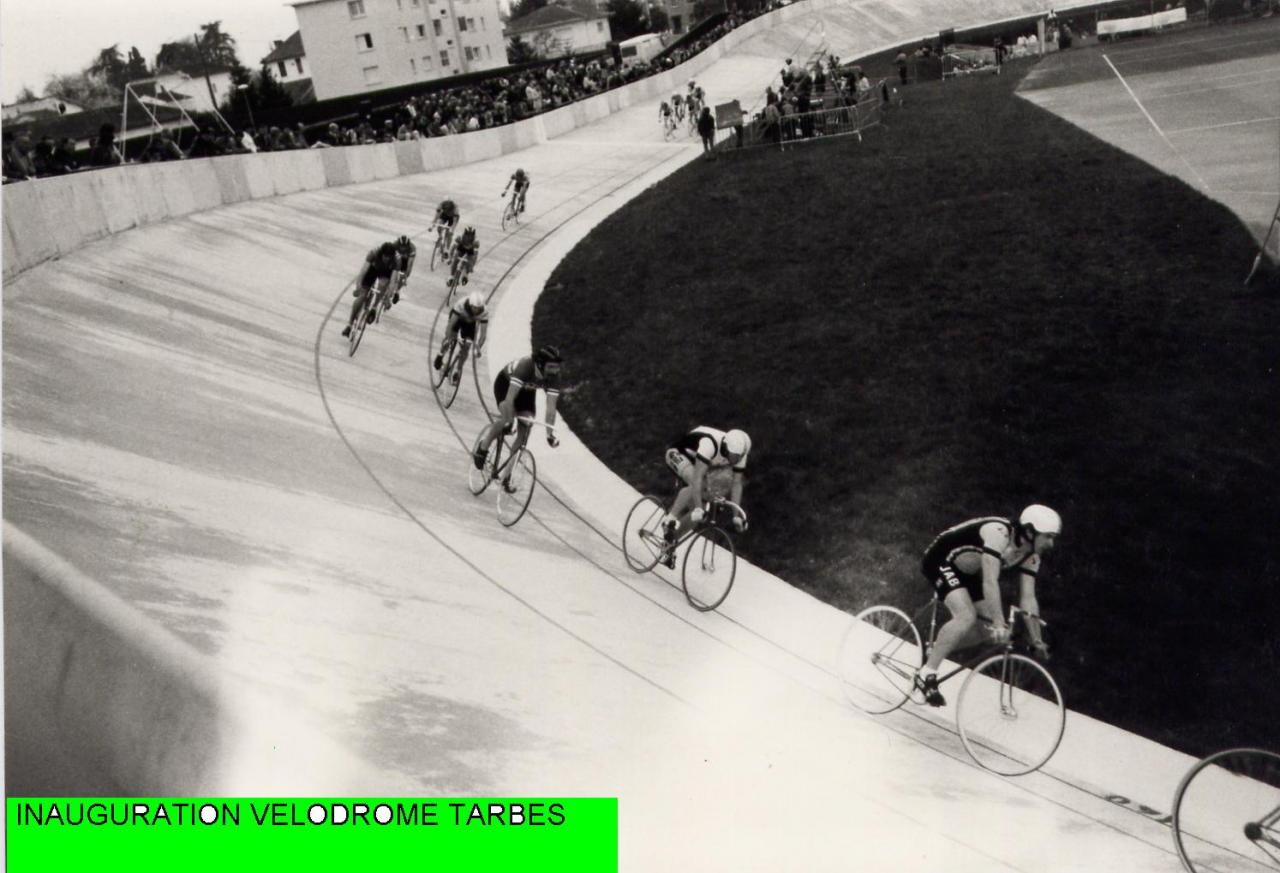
[
  {"xmin": 281, "ymin": 78, "xmax": 316, "ymax": 105},
  {"xmin": 13, "ymin": 105, "xmax": 191, "ymax": 143},
  {"xmin": 504, "ymin": 2, "xmax": 606, "ymax": 35},
  {"xmin": 127, "ymin": 80, "xmax": 195, "ymax": 102},
  {"xmin": 262, "ymin": 31, "xmax": 306, "ymax": 64}
]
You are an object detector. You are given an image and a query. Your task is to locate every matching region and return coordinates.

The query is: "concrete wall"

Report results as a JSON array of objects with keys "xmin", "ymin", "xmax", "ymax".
[{"xmin": 3, "ymin": 523, "xmax": 400, "ymax": 795}]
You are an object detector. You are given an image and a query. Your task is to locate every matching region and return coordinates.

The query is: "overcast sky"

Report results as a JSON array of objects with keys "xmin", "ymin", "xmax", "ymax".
[{"xmin": 1, "ymin": 0, "xmax": 303, "ymax": 104}]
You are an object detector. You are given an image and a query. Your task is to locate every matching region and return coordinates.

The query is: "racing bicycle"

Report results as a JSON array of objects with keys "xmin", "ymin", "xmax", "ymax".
[
  {"xmin": 501, "ymin": 189, "xmax": 525, "ymax": 231},
  {"xmin": 468, "ymin": 417, "xmax": 553, "ymax": 527},
  {"xmin": 346, "ymin": 271, "xmax": 401, "ymax": 357},
  {"xmin": 838, "ymin": 600, "xmax": 1065, "ymax": 776},
  {"xmin": 622, "ymin": 494, "xmax": 744, "ymax": 612},
  {"xmin": 429, "ymin": 221, "xmax": 456, "ymax": 270},
  {"xmin": 445, "ymin": 253, "xmax": 473, "ymax": 302},
  {"xmin": 1172, "ymin": 747, "xmax": 1280, "ymax": 873},
  {"xmin": 431, "ymin": 336, "xmax": 473, "ymax": 409}
]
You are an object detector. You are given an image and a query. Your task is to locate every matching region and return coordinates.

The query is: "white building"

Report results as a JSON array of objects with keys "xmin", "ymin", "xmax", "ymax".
[
  {"xmin": 1, "ymin": 97, "xmax": 85, "ymax": 124},
  {"xmin": 504, "ymin": 0, "xmax": 612, "ymax": 58},
  {"xmin": 291, "ymin": 0, "xmax": 508, "ymax": 101},
  {"xmin": 143, "ymin": 69, "xmax": 235, "ymax": 115},
  {"xmin": 262, "ymin": 32, "xmax": 317, "ymax": 104}
]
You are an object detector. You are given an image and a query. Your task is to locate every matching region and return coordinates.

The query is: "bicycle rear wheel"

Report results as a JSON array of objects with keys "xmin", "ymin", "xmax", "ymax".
[
  {"xmin": 348, "ymin": 296, "xmax": 372, "ymax": 357},
  {"xmin": 622, "ymin": 495, "xmax": 666, "ymax": 573},
  {"xmin": 837, "ymin": 605, "xmax": 922, "ymax": 714},
  {"xmin": 956, "ymin": 652, "xmax": 1065, "ymax": 776},
  {"xmin": 431, "ymin": 338, "xmax": 455, "ymax": 390},
  {"xmin": 501, "ymin": 200, "xmax": 514, "ymax": 231},
  {"xmin": 1173, "ymin": 748, "xmax": 1280, "ymax": 873},
  {"xmin": 437, "ymin": 345, "xmax": 463, "ymax": 409},
  {"xmin": 496, "ymin": 448, "xmax": 536, "ymax": 527},
  {"xmin": 681, "ymin": 525, "xmax": 735, "ymax": 611}
]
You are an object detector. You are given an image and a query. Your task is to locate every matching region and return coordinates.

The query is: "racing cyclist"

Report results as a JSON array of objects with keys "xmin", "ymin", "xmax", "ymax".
[
  {"xmin": 473, "ymin": 345, "xmax": 563, "ymax": 488},
  {"xmin": 433, "ymin": 199, "xmax": 461, "ymax": 260},
  {"xmin": 502, "ymin": 169, "xmax": 530, "ymax": 215},
  {"xmin": 659, "ymin": 427, "xmax": 750, "ymax": 568},
  {"xmin": 434, "ymin": 291, "xmax": 489, "ymax": 384},
  {"xmin": 449, "ymin": 226, "xmax": 480, "ymax": 287},
  {"xmin": 914, "ymin": 505, "xmax": 1060, "ymax": 706},
  {"xmin": 391, "ymin": 235, "xmax": 416, "ymax": 305},
  {"xmin": 342, "ymin": 241, "xmax": 400, "ymax": 337}
]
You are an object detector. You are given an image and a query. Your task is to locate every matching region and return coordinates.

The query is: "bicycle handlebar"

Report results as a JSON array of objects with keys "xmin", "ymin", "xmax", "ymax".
[{"xmin": 514, "ymin": 416, "xmax": 556, "ymax": 432}]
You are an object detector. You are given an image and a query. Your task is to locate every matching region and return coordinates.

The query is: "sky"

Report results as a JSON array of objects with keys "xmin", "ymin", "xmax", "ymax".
[{"xmin": 0, "ymin": 0, "xmax": 303, "ymax": 104}]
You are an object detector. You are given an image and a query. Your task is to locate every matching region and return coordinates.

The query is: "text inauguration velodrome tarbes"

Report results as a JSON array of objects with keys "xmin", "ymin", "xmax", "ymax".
[{"xmin": 14, "ymin": 801, "xmax": 567, "ymax": 828}]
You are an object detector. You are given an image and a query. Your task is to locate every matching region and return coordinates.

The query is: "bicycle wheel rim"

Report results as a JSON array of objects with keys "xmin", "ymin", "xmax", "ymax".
[
  {"xmin": 497, "ymin": 449, "xmax": 536, "ymax": 527},
  {"xmin": 348, "ymin": 303, "xmax": 370, "ymax": 356},
  {"xmin": 431, "ymin": 341, "xmax": 452, "ymax": 389},
  {"xmin": 837, "ymin": 605, "xmax": 922, "ymax": 714},
  {"xmin": 430, "ymin": 238, "xmax": 441, "ymax": 270},
  {"xmin": 622, "ymin": 495, "xmax": 665, "ymax": 573},
  {"xmin": 468, "ymin": 432, "xmax": 495, "ymax": 496},
  {"xmin": 957, "ymin": 653, "xmax": 1065, "ymax": 776},
  {"xmin": 680, "ymin": 525, "xmax": 735, "ymax": 611},
  {"xmin": 1173, "ymin": 748, "xmax": 1280, "ymax": 873},
  {"xmin": 439, "ymin": 348, "xmax": 462, "ymax": 408}
]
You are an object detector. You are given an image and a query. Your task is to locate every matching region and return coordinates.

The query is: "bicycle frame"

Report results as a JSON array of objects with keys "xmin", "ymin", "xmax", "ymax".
[{"xmin": 920, "ymin": 603, "xmax": 1044, "ymax": 686}]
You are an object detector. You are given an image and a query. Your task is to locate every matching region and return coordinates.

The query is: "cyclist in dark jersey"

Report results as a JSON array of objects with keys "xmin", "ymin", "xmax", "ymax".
[
  {"xmin": 472, "ymin": 345, "xmax": 562, "ymax": 480},
  {"xmin": 658, "ymin": 426, "xmax": 750, "ymax": 567},
  {"xmin": 342, "ymin": 241, "xmax": 400, "ymax": 337},
  {"xmin": 914, "ymin": 506, "xmax": 1060, "ymax": 706}
]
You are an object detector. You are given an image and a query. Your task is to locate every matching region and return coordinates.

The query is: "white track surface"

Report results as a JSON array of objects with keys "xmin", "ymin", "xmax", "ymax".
[{"xmin": 3, "ymin": 12, "xmax": 1246, "ymax": 873}]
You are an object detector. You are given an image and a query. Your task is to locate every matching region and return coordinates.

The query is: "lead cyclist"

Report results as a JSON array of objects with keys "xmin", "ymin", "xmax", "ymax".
[{"xmin": 659, "ymin": 426, "xmax": 750, "ymax": 568}]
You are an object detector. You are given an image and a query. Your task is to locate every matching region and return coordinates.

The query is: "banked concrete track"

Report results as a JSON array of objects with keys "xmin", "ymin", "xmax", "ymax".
[{"xmin": 3, "ymin": 2, "xmax": 1224, "ymax": 870}]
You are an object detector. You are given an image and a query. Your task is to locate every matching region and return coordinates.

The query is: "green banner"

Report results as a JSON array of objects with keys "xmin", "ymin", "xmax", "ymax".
[{"xmin": 7, "ymin": 798, "xmax": 617, "ymax": 872}]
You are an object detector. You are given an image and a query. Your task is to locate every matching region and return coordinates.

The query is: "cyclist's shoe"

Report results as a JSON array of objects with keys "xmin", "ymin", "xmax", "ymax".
[
  {"xmin": 473, "ymin": 447, "xmax": 488, "ymax": 471},
  {"xmin": 451, "ymin": 369, "xmax": 461, "ymax": 386},
  {"xmin": 342, "ymin": 324, "xmax": 352, "ymax": 338},
  {"xmin": 433, "ymin": 354, "xmax": 443, "ymax": 371},
  {"xmin": 914, "ymin": 672, "xmax": 946, "ymax": 708},
  {"xmin": 662, "ymin": 518, "xmax": 678, "ymax": 545},
  {"xmin": 659, "ymin": 548, "xmax": 676, "ymax": 570},
  {"xmin": 392, "ymin": 291, "xmax": 400, "ymax": 304},
  {"xmin": 366, "ymin": 310, "xmax": 376, "ymax": 325},
  {"xmin": 461, "ymin": 276, "xmax": 468, "ymax": 285},
  {"xmin": 501, "ymin": 478, "xmax": 518, "ymax": 495}
]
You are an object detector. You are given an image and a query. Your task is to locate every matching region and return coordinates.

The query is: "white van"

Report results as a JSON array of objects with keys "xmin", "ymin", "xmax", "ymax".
[{"xmin": 618, "ymin": 33, "xmax": 667, "ymax": 70}]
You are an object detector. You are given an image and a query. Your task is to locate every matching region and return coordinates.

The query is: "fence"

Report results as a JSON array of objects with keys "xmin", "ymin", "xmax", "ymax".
[{"xmin": 716, "ymin": 83, "xmax": 890, "ymax": 153}]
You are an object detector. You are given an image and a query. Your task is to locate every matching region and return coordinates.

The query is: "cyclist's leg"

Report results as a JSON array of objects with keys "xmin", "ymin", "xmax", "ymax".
[
  {"xmin": 924, "ymin": 583, "xmax": 982, "ymax": 672},
  {"xmin": 436, "ymin": 313, "xmax": 460, "ymax": 369},
  {"xmin": 456, "ymin": 321, "xmax": 477, "ymax": 367},
  {"xmin": 476, "ymin": 373, "xmax": 515, "ymax": 462}
]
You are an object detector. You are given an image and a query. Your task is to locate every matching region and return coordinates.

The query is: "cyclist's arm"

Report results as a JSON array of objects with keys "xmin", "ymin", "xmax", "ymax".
[
  {"xmin": 1018, "ymin": 567, "xmax": 1046, "ymax": 649},
  {"xmin": 543, "ymin": 389, "xmax": 560, "ymax": 430},
  {"xmin": 729, "ymin": 470, "xmax": 745, "ymax": 506},
  {"xmin": 476, "ymin": 320, "xmax": 489, "ymax": 350},
  {"xmin": 979, "ymin": 523, "xmax": 1011, "ymax": 630}
]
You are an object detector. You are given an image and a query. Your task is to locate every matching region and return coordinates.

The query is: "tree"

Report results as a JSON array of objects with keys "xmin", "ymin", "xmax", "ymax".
[
  {"xmin": 14, "ymin": 85, "xmax": 38, "ymax": 103},
  {"xmin": 155, "ymin": 39, "xmax": 205, "ymax": 74},
  {"xmin": 508, "ymin": 0, "xmax": 549, "ymax": 22},
  {"xmin": 649, "ymin": 6, "xmax": 670, "ymax": 31},
  {"xmin": 607, "ymin": 0, "xmax": 649, "ymax": 40},
  {"xmin": 254, "ymin": 65, "xmax": 293, "ymax": 111},
  {"xmin": 88, "ymin": 45, "xmax": 129, "ymax": 91},
  {"xmin": 125, "ymin": 47, "xmax": 150, "ymax": 83},
  {"xmin": 43, "ymin": 71, "xmax": 118, "ymax": 107},
  {"xmin": 531, "ymin": 30, "xmax": 566, "ymax": 58},
  {"xmin": 198, "ymin": 21, "xmax": 239, "ymax": 68},
  {"xmin": 506, "ymin": 36, "xmax": 539, "ymax": 64}
]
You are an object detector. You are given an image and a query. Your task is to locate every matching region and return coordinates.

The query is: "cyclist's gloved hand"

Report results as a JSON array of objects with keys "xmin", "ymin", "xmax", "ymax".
[
  {"xmin": 732, "ymin": 513, "xmax": 747, "ymax": 533},
  {"xmin": 1032, "ymin": 641, "xmax": 1051, "ymax": 662},
  {"xmin": 991, "ymin": 624, "xmax": 1012, "ymax": 644},
  {"xmin": 547, "ymin": 432, "xmax": 560, "ymax": 449}
]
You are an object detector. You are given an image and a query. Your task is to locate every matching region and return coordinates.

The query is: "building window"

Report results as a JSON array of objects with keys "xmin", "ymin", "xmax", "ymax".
[
  {"xmin": 597, "ymin": 21, "xmax": 603, "ymax": 32},
  {"xmin": 412, "ymin": 0, "xmax": 420, "ymax": 6},
  {"xmin": 410, "ymin": 58, "xmax": 417, "ymax": 73},
  {"xmin": 296, "ymin": 58, "xmax": 304, "ymax": 74},
  {"xmin": 480, "ymin": 16, "xmax": 486, "ymax": 29},
  {"xmin": 422, "ymin": 55, "xmax": 433, "ymax": 68},
  {"xmin": 457, "ymin": 17, "xmax": 467, "ymax": 31},
  {"xmin": 356, "ymin": 33, "xmax": 374, "ymax": 51},
  {"xmin": 362, "ymin": 65, "xmax": 382, "ymax": 84},
  {"xmin": 277, "ymin": 61, "xmax": 287, "ymax": 77},
  {"xmin": 484, "ymin": 44, "xmax": 491, "ymax": 59},
  {"xmin": 348, "ymin": 0, "xmax": 366, "ymax": 18},
  {"xmin": 396, "ymin": 0, "xmax": 402, "ymax": 8},
  {"xmin": 467, "ymin": 17, "xmax": 475, "ymax": 29},
  {"xmin": 433, "ymin": 19, "xmax": 443, "ymax": 36},
  {"xmin": 416, "ymin": 23, "xmax": 426, "ymax": 38},
  {"xmin": 464, "ymin": 46, "xmax": 474, "ymax": 60},
  {"xmin": 400, "ymin": 26, "xmax": 410, "ymax": 41},
  {"xmin": 672, "ymin": 14, "xmax": 682, "ymax": 31},
  {"xmin": 440, "ymin": 49, "xmax": 450, "ymax": 66}
]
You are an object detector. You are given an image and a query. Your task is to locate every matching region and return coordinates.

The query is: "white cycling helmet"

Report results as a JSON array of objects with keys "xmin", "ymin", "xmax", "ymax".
[
  {"xmin": 722, "ymin": 429, "xmax": 749, "ymax": 461},
  {"xmin": 1019, "ymin": 504, "xmax": 1062, "ymax": 536},
  {"xmin": 466, "ymin": 290, "xmax": 485, "ymax": 311}
]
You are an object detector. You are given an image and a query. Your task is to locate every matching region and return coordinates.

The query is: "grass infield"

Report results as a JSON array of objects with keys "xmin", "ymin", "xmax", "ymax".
[{"xmin": 533, "ymin": 58, "xmax": 1280, "ymax": 756}]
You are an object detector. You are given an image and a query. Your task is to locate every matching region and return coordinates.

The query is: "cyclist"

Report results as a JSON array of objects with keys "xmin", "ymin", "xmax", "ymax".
[
  {"xmin": 672, "ymin": 92, "xmax": 685, "ymax": 122},
  {"xmin": 433, "ymin": 199, "xmax": 460, "ymax": 260},
  {"xmin": 391, "ymin": 234, "xmax": 416, "ymax": 305},
  {"xmin": 659, "ymin": 427, "xmax": 750, "ymax": 568},
  {"xmin": 341, "ymin": 240, "xmax": 400, "ymax": 337},
  {"xmin": 502, "ymin": 168, "xmax": 530, "ymax": 215},
  {"xmin": 473, "ymin": 345, "xmax": 563, "ymax": 485},
  {"xmin": 914, "ymin": 505, "xmax": 1060, "ymax": 707},
  {"xmin": 434, "ymin": 290, "xmax": 489, "ymax": 385},
  {"xmin": 449, "ymin": 226, "xmax": 480, "ymax": 287},
  {"xmin": 658, "ymin": 101, "xmax": 675, "ymax": 137}
]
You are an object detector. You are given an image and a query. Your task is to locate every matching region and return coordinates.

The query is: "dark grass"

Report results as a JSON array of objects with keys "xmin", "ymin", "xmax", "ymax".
[{"xmin": 533, "ymin": 58, "xmax": 1280, "ymax": 756}]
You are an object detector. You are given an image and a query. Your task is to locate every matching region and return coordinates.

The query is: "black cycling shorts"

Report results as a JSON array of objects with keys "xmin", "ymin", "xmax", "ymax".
[
  {"xmin": 493, "ymin": 371, "xmax": 536, "ymax": 417},
  {"xmin": 930, "ymin": 563, "xmax": 984, "ymax": 603}
]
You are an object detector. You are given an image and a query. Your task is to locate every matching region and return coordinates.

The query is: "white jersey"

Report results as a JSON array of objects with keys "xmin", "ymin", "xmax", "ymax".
[{"xmin": 672, "ymin": 426, "xmax": 751, "ymax": 472}]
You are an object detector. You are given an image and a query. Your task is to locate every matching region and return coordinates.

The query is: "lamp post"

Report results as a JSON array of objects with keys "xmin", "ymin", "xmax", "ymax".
[{"xmin": 237, "ymin": 83, "xmax": 256, "ymax": 131}]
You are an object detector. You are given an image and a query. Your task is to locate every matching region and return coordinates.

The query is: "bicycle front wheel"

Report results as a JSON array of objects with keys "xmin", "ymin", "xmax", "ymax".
[
  {"xmin": 496, "ymin": 448, "xmax": 536, "ymax": 527},
  {"xmin": 430, "ymin": 235, "xmax": 443, "ymax": 270},
  {"xmin": 622, "ymin": 495, "xmax": 666, "ymax": 573},
  {"xmin": 681, "ymin": 525, "xmax": 735, "ymax": 612},
  {"xmin": 348, "ymin": 297, "xmax": 372, "ymax": 357},
  {"xmin": 956, "ymin": 653, "xmax": 1065, "ymax": 776},
  {"xmin": 501, "ymin": 201, "xmax": 514, "ymax": 231},
  {"xmin": 1173, "ymin": 748, "xmax": 1280, "ymax": 873},
  {"xmin": 837, "ymin": 605, "xmax": 922, "ymax": 714},
  {"xmin": 468, "ymin": 433, "xmax": 497, "ymax": 496}
]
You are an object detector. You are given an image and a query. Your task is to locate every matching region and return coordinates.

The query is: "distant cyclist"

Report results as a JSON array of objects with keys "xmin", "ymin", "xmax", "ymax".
[
  {"xmin": 659, "ymin": 101, "xmax": 675, "ymax": 136},
  {"xmin": 433, "ymin": 199, "xmax": 460, "ymax": 259},
  {"xmin": 392, "ymin": 234, "xmax": 416, "ymax": 304},
  {"xmin": 473, "ymin": 345, "xmax": 563, "ymax": 480},
  {"xmin": 450, "ymin": 226, "xmax": 480, "ymax": 285},
  {"xmin": 341, "ymin": 240, "xmax": 400, "ymax": 337},
  {"xmin": 672, "ymin": 92, "xmax": 685, "ymax": 122},
  {"xmin": 434, "ymin": 290, "xmax": 489, "ymax": 385},
  {"xmin": 659, "ymin": 426, "xmax": 750, "ymax": 568},
  {"xmin": 914, "ymin": 505, "xmax": 1059, "ymax": 707},
  {"xmin": 503, "ymin": 168, "xmax": 530, "ymax": 215}
]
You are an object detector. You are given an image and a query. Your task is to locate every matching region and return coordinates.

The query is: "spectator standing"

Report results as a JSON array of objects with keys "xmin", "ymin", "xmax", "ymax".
[
  {"xmin": 697, "ymin": 105, "xmax": 716, "ymax": 158},
  {"xmin": 88, "ymin": 124, "xmax": 123, "ymax": 167},
  {"xmin": 4, "ymin": 130, "xmax": 38, "ymax": 180},
  {"xmin": 51, "ymin": 137, "xmax": 80, "ymax": 173},
  {"xmin": 895, "ymin": 51, "xmax": 909, "ymax": 85}
]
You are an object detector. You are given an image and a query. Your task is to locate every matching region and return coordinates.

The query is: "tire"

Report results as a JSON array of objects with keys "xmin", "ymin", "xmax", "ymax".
[
  {"xmin": 496, "ymin": 447, "xmax": 536, "ymax": 527},
  {"xmin": 681, "ymin": 524, "xmax": 735, "ymax": 612},
  {"xmin": 838, "ymin": 605, "xmax": 923, "ymax": 714},
  {"xmin": 1172, "ymin": 748, "xmax": 1280, "ymax": 873},
  {"xmin": 431, "ymin": 338, "xmax": 455, "ymax": 390},
  {"xmin": 347, "ymin": 296, "xmax": 372, "ymax": 357},
  {"xmin": 501, "ymin": 201, "xmax": 514, "ymax": 231},
  {"xmin": 430, "ymin": 235, "xmax": 443, "ymax": 271},
  {"xmin": 956, "ymin": 652, "xmax": 1065, "ymax": 776},
  {"xmin": 468, "ymin": 432, "xmax": 497, "ymax": 496},
  {"xmin": 622, "ymin": 495, "xmax": 666, "ymax": 573}
]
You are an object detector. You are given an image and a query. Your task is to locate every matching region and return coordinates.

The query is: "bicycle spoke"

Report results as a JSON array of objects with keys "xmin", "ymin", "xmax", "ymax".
[
  {"xmin": 957, "ymin": 654, "xmax": 1064, "ymax": 776},
  {"xmin": 680, "ymin": 525, "xmax": 735, "ymax": 611},
  {"xmin": 1175, "ymin": 749, "xmax": 1280, "ymax": 873},
  {"xmin": 838, "ymin": 606, "xmax": 922, "ymax": 714},
  {"xmin": 497, "ymin": 449, "xmax": 536, "ymax": 527},
  {"xmin": 622, "ymin": 496, "xmax": 666, "ymax": 573}
]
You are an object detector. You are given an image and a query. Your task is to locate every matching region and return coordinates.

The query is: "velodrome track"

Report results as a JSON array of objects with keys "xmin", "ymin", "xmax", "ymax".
[{"xmin": 5, "ymin": 3, "xmax": 1276, "ymax": 871}]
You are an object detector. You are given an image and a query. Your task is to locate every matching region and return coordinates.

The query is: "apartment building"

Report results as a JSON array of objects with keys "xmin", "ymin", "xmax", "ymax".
[{"xmin": 291, "ymin": 0, "xmax": 508, "ymax": 100}]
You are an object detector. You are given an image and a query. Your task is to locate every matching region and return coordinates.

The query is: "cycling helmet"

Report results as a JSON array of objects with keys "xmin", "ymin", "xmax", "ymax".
[
  {"xmin": 397, "ymin": 235, "xmax": 411, "ymax": 249},
  {"xmin": 378, "ymin": 241, "xmax": 397, "ymax": 258},
  {"xmin": 461, "ymin": 225, "xmax": 476, "ymax": 241},
  {"xmin": 441, "ymin": 199, "xmax": 456, "ymax": 212},
  {"xmin": 515, "ymin": 168, "xmax": 527, "ymax": 180},
  {"xmin": 722, "ymin": 429, "xmax": 749, "ymax": 461},
  {"xmin": 533, "ymin": 344, "xmax": 562, "ymax": 367},
  {"xmin": 1019, "ymin": 504, "xmax": 1062, "ymax": 536},
  {"xmin": 465, "ymin": 290, "xmax": 485, "ymax": 312}
]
